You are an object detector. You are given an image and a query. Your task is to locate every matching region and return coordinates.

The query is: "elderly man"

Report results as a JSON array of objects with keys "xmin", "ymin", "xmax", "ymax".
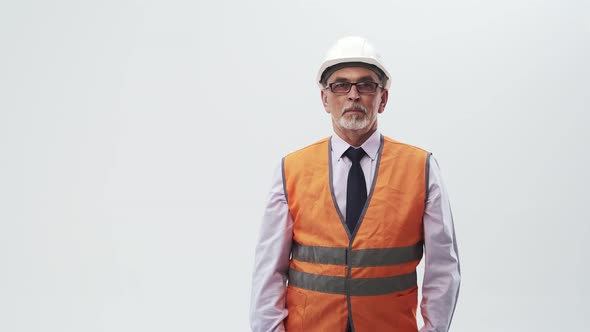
[{"xmin": 250, "ymin": 36, "xmax": 460, "ymax": 332}]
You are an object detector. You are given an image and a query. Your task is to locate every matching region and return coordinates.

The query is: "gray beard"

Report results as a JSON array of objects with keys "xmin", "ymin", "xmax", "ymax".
[{"xmin": 339, "ymin": 113, "xmax": 371, "ymax": 130}]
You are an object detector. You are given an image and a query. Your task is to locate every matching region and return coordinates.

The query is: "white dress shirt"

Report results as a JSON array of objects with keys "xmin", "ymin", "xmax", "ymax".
[{"xmin": 250, "ymin": 131, "xmax": 461, "ymax": 332}]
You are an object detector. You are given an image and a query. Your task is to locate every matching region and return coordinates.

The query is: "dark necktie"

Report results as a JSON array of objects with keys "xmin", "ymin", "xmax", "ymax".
[{"xmin": 344, "ymin": 147, "xmax": 367, "ymax": 233}]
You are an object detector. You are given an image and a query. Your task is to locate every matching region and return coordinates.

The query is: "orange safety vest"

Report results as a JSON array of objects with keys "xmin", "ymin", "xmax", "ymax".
[{"xmin": 282, "ymin": 135, "xmax": 429, "ymax": 332}]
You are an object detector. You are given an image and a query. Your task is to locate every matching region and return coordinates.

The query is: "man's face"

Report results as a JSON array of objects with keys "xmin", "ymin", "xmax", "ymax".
[{"xmin": 321, "ymin": 66, "xmax": 388, "ymax": 137}]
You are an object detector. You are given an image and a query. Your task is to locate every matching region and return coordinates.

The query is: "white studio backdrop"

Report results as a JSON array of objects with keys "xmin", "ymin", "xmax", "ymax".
[{"xmin": 1, "ymin": 0, "xmax": 588, "ymax": 331}]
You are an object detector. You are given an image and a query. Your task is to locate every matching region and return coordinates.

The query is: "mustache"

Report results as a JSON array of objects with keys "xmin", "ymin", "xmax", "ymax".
[{"xmin": 343, "ymin": 103, "xmax": 367, "ymax": 114}]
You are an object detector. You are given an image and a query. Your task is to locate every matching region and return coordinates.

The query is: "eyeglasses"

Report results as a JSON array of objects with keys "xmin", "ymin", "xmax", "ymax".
[{"xmin": 325, "ymin": 81, "xmax": 382, "ymax": 94}]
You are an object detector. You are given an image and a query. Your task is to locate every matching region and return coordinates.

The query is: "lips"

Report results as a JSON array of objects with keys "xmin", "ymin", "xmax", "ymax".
[
  {"xmin": 344, "ymin": 108, "xmax": 365, "ymax": 114},
  {"xmin": 343, "ymin": 103, "xmax": 367, "ymax": 114}
]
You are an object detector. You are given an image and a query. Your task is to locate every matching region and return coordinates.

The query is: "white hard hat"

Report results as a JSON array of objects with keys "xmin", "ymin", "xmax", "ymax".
[{"xmin": 317, "ymin": 36, "xmax": 391, "ymax": 90}]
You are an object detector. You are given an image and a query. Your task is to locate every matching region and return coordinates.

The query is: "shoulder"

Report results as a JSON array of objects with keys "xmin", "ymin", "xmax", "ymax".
[
  {"xmin": 285, "ymin": 137, "xmax": 330, "ymax": 159},
  {"xmin": 382, "ymin": 135, "xmax": 430, "ymax": 155},
  {"xmin": 282, "ymin": 137, "xmax": 331, "ymax": 175}
]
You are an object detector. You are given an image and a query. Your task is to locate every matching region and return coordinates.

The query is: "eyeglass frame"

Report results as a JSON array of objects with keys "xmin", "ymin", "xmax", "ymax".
[{"xmin": 323, "ymin": 81, "xmax": 383, "ymax": 94}]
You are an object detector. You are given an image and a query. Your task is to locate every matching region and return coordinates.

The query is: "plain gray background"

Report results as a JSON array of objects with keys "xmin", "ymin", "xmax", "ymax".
[{"xmin": 1, "ymin": 0, "xmax": 589, "ymax": 331}]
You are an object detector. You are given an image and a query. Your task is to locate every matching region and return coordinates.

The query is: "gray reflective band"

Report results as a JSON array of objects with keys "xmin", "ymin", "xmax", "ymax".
[
  {"xmin": 424, "ymin": 153, "xmax": 431, "ymax": 204},
  {"xmin": 292, "ymin": 242, "xmax": 347, "ymax": 265},
  {"xmin": 281, "ymin": 157, "xmax": 288, "ymax": 204},
  {"xmin": 292, "ymin": 242, "xmax": 423, "ymax": 267},
  {"xmin": 351, "ymin": 244, "xmax": 423, "ymax": 267},
  {"xmin": 288, "ymin": 269, "xmax": 417, "ymax": 296},
  {"xmin": 288, "ymin": 269, "xmax": 346, "ymax": 294}
]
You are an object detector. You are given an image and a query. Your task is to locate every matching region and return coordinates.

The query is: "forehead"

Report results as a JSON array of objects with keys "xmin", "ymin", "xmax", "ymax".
[{"xmin": 327, "ymin": 66, "xmax": 380, "ymax": 82}]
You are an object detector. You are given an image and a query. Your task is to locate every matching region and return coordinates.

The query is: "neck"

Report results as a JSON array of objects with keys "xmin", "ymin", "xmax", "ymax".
[{"xmin": 333, "ymin": 126, "xmax": 377, "ymax": 147}]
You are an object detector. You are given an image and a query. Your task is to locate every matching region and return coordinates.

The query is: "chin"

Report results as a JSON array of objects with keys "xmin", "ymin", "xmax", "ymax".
[{"xmin": 339, "ymin": 117, "xmax": 371, "ymax": 131}]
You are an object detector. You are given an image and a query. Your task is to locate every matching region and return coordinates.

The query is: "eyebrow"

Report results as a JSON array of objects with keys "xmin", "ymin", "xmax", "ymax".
[{"xmin": 329, "ymin": 75, "xmax": 378, "ymax": 83}]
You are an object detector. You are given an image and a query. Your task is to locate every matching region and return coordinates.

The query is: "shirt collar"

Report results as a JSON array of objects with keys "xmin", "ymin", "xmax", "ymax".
[{"xmin": 331, "ymin": 130, "xmax": 381, "ymax": 161}]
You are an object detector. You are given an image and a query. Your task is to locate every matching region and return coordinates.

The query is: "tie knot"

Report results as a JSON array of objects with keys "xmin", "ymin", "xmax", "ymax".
[{"xmin": 344, "ymin": 147, "xmax": 366, "ymax": 163}]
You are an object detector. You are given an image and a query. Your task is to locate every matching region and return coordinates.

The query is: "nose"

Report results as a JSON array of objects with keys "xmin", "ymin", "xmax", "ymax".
[{"xmin": 347, "ymin": 84, "xmax": 360, "ymax": 101}]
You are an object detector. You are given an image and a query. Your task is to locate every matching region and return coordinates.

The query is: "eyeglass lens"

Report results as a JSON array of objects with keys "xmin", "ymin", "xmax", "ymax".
[{"xmin": 330, "ymin": 82, "xmax": 379, "ymax": 93}]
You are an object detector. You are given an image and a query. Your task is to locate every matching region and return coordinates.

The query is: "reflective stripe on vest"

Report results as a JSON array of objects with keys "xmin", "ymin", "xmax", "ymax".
[
  {"xmin": 291, "ymin": 241, "xmax": 423, "ymax": 267},
  {"xmin": 289, "ymin": 241, "xmax": 422, "ymax": 296},
  {"xmin": 289, "ymin": 269, "xmax": 417, "ymax": 296}
]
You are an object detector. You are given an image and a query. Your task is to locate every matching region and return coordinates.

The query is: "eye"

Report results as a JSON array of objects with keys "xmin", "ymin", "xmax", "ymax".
[
  {"xmin": 356, "ymin": 82, "xmax": 378, "ymax": 93},
  {"xmin": 330, "ymin": 82, "xmax": 352, "ymax": 93}
]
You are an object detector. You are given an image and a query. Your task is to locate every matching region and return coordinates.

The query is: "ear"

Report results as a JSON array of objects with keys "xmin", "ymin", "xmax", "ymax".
[
  {"xmin": 378, "ymin": 89, "xmax": 389, "ymax": 114},
  {"xmin": 321, "ymin": 89, "xmax": 330, "ymax": 113}
]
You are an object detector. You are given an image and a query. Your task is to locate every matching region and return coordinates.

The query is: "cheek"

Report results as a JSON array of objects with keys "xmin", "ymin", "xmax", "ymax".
[
  {"xmin": 327, "ymin": 106, "xmax": 340, "ymax": 116},
  {"xmin": 372, "ymin": 98, "xmax": 383, "ymax": 111},
  {"xmin": 327, "ymin": 98, "xmax": 343, "ymax": 113}
]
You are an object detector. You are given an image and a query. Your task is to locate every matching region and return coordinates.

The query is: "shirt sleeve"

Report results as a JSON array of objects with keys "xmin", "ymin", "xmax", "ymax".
[
  {"xmin": 420, "ymin": 155, "xmax": 461, "ymax": 332},
  {"xmin": 250, "ymin": 161, "xmax": 293, "ymax": 332}
]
